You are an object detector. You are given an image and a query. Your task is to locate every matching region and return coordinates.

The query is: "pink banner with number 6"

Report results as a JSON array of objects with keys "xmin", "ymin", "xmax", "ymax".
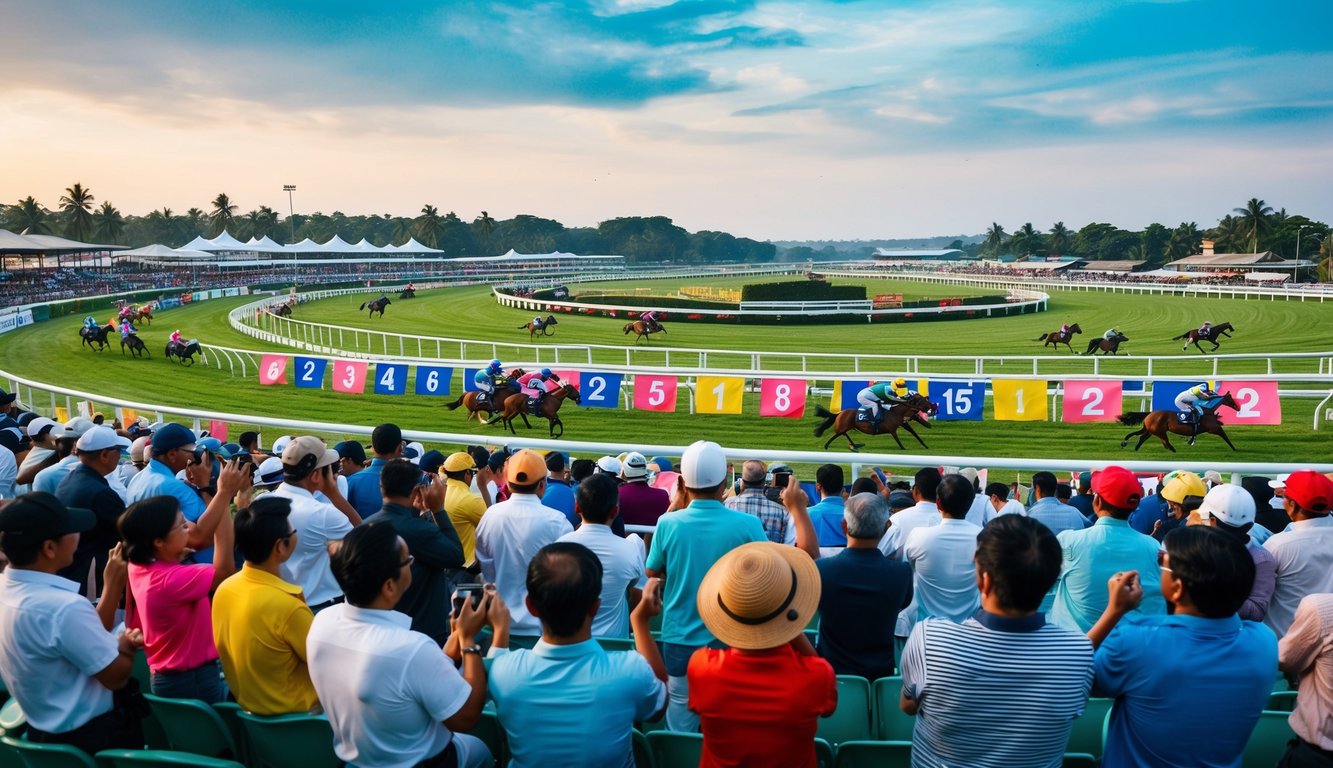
[
  {"xmin": 1062, "ymin": 380, "xmax": 1123, "ymax": 423},
  {"xmin": 259, "ymin": 355, "xmax": 288, "ymax": 385},
  {"xmin": 1215, "ymin": 380, "xmax": 1281, "ymax": 425},
  {"xmin": 760, "ymin": 379, "xmax": 807, "ymax": 418},
  {"xmin": 632, "ymin": 375, "xmax": 678, "ymax": 412},
  {"xmin": 332, "ymin": 360, "xmax": 368, "ymax": 394}
]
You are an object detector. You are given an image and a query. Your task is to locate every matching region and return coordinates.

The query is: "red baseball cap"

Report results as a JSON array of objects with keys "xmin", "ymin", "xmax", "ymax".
[
  {"xmin": 1282, "ymin": 470, "xmax": 1333, "ymax": 514},
  {"xmin": 1092, "ymin": 465, "xmax": 1143, "ymax": 508}
]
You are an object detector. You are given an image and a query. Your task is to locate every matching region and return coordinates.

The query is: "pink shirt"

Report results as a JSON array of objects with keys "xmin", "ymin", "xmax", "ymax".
[
  {"xmin": 1279, "ymin": 593, "xmax": 1333, "ymax": 750},
  {"xmin": 128, "ymin": 560, "xmax": 217, "ymax": 673}
]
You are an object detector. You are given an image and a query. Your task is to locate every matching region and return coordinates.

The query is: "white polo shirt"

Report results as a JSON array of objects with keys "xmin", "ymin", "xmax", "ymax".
[
  {"xmin": 878, "ymin": 501, "xmax": 942, "ymax": 560},
  {"xmin": 272, "ymin": 483, "xmax": 354, "ymax": 606},
  {"xmin": 1264, "ymin": 515, "xmax": 1333, "ymax": 637},
  {"xmin": 307, "ymin": 604, "xmax": 471, "ymax": 768},
  {"xmin": 557, "ymin": 523, "xmax": 646, "ymax": 638},
  {"xmin": 476, "ymin": 493, "xmax": 573, "ymax": 635},
  {"xmin": 0, "ymin": 569, "xmax": 120, "ymax": 733},
  {"xmin": 905, "ymin": 518, "xmax": 983, "ymax": 624}
]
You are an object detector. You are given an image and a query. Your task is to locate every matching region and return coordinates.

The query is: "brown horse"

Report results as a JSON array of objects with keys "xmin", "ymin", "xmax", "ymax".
[
  {"xmin": 1033, "ymin": 323, "xmax": 1081, "ymax": 352},
  {"xmin": 443, "ymin": 369, "xmax": 526, "ymax": 422},
  {"xmin": 1118, "ymin": 391, "xmax": 1239, "ymax": 452},
  {"xmin": 812, "ymin": 394, "xmax": 938, "ymax": 451},
  {"xmin": 518, "ymin": 315, "xmax": 559, "ymax": 340},
  {"xmin": 623, "ymin": 320, "xmax": 666, "ymax": 344},
  {"xmin": 1084, "ymin": 332, "xmax": 1129, "ymax": 355},
  {"xmin": 1171, "ymin": 321, "xmax": 1234, "ymax": 353},
  {"xmin": 493, "ymin": 383, "xmax": 581, "ymax": 438}
]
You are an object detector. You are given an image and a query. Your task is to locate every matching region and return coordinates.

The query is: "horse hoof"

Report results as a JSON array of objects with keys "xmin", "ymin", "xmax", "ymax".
[{"xmin": 1119, "ymin": 441, "xmax": 1128, "ymax": 448}]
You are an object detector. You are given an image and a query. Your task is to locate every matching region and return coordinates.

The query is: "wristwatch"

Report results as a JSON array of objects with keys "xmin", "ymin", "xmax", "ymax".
[{"xmin": 461, "ymin": 644, "xmax": 483, "ymax": 656}]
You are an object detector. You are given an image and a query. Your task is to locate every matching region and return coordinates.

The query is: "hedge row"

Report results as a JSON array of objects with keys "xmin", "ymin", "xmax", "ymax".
[{"xmin": 739, "ymin": 280, "xmax": 866, "ymax": 303}]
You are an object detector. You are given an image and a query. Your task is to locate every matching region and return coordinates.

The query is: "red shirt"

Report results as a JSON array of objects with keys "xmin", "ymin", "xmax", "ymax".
[{"xmin": 688, "ymin": 645, "xmax": 837, "ymax": 768}]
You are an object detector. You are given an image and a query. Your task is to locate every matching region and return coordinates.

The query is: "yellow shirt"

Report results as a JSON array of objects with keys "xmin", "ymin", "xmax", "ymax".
[
  {"xmin": 445, "ymin": 477, "xmax": 488, "ymax": 566},
  {"xmin": 211, "ymin": 566, "xmax": 318, "ymax": 715}
]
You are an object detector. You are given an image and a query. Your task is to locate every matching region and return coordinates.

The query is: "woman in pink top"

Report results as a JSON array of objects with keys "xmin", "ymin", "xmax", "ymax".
[{"xmin": 120, "ymin": 462, "xmax": 244, "ymax": 702}]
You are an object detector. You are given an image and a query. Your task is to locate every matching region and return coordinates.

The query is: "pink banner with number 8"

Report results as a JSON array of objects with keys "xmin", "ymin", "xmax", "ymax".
[
  {"xmin": 1215, "ymin": 380, "xmax": 1281, "ymax": 425},
  {"xmin": 1061, "ymin": 380, "xmax": 1122, "ymax": 423},
  {"xmin": 760, "ymin": 379, "xmax": 807, "ymax": 418}
]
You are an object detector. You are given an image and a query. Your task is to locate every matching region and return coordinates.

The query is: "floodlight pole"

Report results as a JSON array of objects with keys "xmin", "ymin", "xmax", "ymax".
[{"xmin": 283, "ymin": 184, "xmax": 297, "ymax": 283}]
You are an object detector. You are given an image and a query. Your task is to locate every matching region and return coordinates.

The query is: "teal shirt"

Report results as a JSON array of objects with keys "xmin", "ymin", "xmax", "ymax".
[
  {"xmin": 645, "ymin": 500, "xmax": 766, "ymax": 647},
  {"xmin": 867, "ymin": 382, "xmax": 895, "ymax": 400},
  {"xmin": 1050, "ymin": 517, "xmax": 1166, "ymax": 633}
]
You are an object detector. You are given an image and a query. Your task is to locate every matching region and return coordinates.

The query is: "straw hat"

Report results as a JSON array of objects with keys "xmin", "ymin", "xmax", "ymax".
[{"xmin": 697, "ymin": 542, "xmax": 820, "ymax": 650}]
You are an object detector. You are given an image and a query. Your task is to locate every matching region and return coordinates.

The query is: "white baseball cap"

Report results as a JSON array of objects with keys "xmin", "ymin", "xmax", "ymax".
[
  {"xmin": 621, "ymin": 452, "xmax": 649, "ymax": 480},
  {"xmin": 680, "ymin": 440, "xmax": 728, "ymax": 489},
  {"xmin": 76, "ymin": 426, "xmax": 132, "ymax": 453},
  {"xmin": 64, "ymin": 417, "xmax": 96, "ymax": 438},
  {"xmin": 1197, "ymin": 484, "xmax": 1256, "ymax": 527},
  {"xmin": 271, "ymin": 435, "xmax": 294, "ymax": 455},
  {"xmin": 596, "ymin": 456, "xmax": 623, "ymax": 475},
  {"xmin": 1268, "ymin": 474, "xmax": 1290, "ymax": 490},
  {"xmin": 26, "ymin": 417, "xmax": 72, "ymax": 439}
]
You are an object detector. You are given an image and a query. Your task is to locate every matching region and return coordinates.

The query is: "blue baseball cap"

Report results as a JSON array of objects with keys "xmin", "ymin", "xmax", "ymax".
[{"xmin": 150, "ymin": 423, "xmax": 197, "ymax": 453}]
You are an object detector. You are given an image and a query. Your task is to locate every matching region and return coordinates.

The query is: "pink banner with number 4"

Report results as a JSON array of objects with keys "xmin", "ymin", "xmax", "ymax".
[
  {"xmin": 760, "ymin": 379, "xmax": 806, "ymax": 418},
  {"xmin": 1062, "ymin": 380, "xmax": 1122, "ymax": 423},
  {"xmin": 259, "ymin": 355, "xmax": 288, "ymax": 385},
  {"xmin": 1215, "ymin": 380, "xmax": 1281, "ymax": 425},
  {"xmin": 332, "ymin": 361, "xmax": 368, "ymax": 394}
]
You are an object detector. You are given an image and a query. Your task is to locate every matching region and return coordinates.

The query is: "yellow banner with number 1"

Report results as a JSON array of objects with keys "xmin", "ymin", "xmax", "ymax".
[
  {"xmin": 992, "ymin": 379, "xmax": 1048, "ymax": 421},
  {"xmin": 697, "ymin": 376, "xmax": 744, "ymax": 414}
]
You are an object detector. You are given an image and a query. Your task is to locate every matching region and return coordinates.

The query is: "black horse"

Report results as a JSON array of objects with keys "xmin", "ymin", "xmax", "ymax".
[
  {"xmin": 399, "ymin": 288, "xmax": 416, "ymax": 299},
  {"xmin": 165, "ymin": 340, "xmax": 201, "ymax": 366},
  {"xmin": 121, "ymin": 334, "xmax": 149, "ymax": 358},
  {"xmin": 80, "ymin": 324, "xmax": 114, "ymax": 351},
  {"xmin": 359, "ymin": 296, "xmax": 392, "ymax": 318},
  {"xmin": 1084, "ymin": 332, "xmax": 1129, "ymax": 355}
]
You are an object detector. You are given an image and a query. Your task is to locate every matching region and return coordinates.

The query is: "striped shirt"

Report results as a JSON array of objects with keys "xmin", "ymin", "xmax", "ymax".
[
  {"xmin": 901, "ymin": 612, "xmax": 1094, "ymax": 768},
  {"xmin": 725, "ymin": 488, "xmax": 793, "ymax": 545}
]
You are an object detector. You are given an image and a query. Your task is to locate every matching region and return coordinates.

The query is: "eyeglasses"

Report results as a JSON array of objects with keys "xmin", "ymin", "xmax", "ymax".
[
  {"xmin": 1157, "ymin": 550, "xmax": 1173, "ymax": 574},
  {"xmin": 398, "ymin": 554, "xmax": 415, "ymax": 571},
  {"xmin": 280, "ymin": 530, "xmax": 297, "ymax": 542}
]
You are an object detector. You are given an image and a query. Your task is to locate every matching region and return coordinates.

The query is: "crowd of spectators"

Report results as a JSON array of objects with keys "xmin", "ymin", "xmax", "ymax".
[{"xmin": 1, "ymin": 385, "xmax": 1332, "ymax": 767}]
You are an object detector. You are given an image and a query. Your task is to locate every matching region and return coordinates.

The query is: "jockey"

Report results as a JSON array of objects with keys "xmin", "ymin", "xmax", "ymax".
[
  {"xmin": 118, "ymin": 304, "xmax": 134, "ymax": 322},
  {"xmin": 856, "ymin": 379, "xmax": 913, "ymax": 422},
  {"xmin": 1103, "ymin": 327, "xmax": 1121, "ymax": 340},
  {"xmin": 517, "ymin": 368, "xmax": 561, "ymax": 403},
  {"xmin": 406, "ymin": 282, "xmax": 416, "ymax": 292},
  {"xmin": 119, "ymin": 319, "xmax": 138, "ymax": 340},
  {"xmin": 1174, "ymin": 383, "xmax": 1220, "ymax": 445},
  {"xmin": 170, "ymin": 329, "xmax": 183, "ymax": 346},
  {"xmin": 1060, "ymin": 322, "xmax": 1071, "ymax": 339},
  {"xmin": 532, "ymin": 315, "xmax": 545, "ymax": 330},
  {"xmin": 82, "ymin": 316, "xmax": 99, "ymax": 331},
  {"xmin": 1198, "ymin": 321, "xmax": 1213, "ymax": 336},
  {"xmin": 641, "ymin": 310, "xmax": 661, "ymax": 332},
  {"xmin": 485, "ymin": 359, "xmax": 505, "ymax": 378}
]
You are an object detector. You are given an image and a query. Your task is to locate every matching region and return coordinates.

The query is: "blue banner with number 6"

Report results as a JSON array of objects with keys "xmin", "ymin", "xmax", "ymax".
[
  {"xmin": 578, "ymin": 372, "xmax": 623, "ymax": 409},
  {"xmin": 294, "ymin": 357, "xmax": 327, "ymax": 389},
  {"xmin": 925, "ymin": 380, "xmax": 985, "ymax": 421},
  {"xmin": 414, "ymin": 366, "xmax": 452, "ymax": 396}
]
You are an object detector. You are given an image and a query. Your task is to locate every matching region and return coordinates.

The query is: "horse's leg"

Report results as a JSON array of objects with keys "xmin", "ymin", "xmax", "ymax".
[
  {"xmin": 1121, "ymin": 428, "xmax": 1141, "ymax": 448},
  {"xmin": 843, "ymin": 430, "xmax": 861, "ymax": 451},
  {"xmin": 902, "ymin": 421, "xmax": 928, "ymax": 448},
  {"xmin": 1213, "ymin": 426, "xmax": 1238, "ymax": 451},
  {"xmin": 888, "ymin": 429, "xmax": 906, "ymax": 450},
  {"xmin": 823, "ymin": 432, "xmax": 839, "ymax": 450}
]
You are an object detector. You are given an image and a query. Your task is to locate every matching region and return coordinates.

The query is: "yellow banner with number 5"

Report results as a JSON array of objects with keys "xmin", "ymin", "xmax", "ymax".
[
  {"xmin": 992, "ymin": 379, "xmax": 1048, "ymax": 421},
  {"xmin": 696, "ymin": 376, "xmax": 744, "ymax": 414}
]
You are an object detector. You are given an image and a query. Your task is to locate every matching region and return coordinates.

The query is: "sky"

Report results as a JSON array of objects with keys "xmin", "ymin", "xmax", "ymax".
[{"xmin": 2, "ymin": 0, "xmax": 1330, "ymax": 241}]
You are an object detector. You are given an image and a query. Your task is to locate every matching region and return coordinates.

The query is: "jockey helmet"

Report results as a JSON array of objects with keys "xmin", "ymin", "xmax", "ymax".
[
  {"xmin": 892, "ymin": 378, "xmax": 906, "ymax": 388},
  {"xmin": 540, "ymin": 368, "xmax": 552, "ymax": 378}
]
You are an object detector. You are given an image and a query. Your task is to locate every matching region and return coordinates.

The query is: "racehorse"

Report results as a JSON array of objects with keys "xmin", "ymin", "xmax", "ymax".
[
  {"xmin": 358, "ymin": 296, "xmax": 392, "ymax": 318},
  {"xmin": 1172, "ymin": 321, "xmax": 1234, "ymax": 353},
  {"xmin": 1084, "ymin": 332, "xmax": 1129, "ymax": 355},
  {"xmin": 132, "ymin": 306, "xmax": 154, "ymax": 325},
  {"xmin": 443, "ymin": 369, "xmax": 526, "ymax": 422},
  {"xmin": 399, "ymin": 288, "xmax": 416, "ymax": 299},
  {"xmin": 518, "ymin": 315, "xmax": 558, "ymax": 340},
  {"xmin": 80, "ymin": 324, "xmax": 114, "ymax": 351},
  {"xmin": 1118, "ymin": 391, "xmax": 1239, "ymax": 452},
  {"xmin": 270, "ymin": 302, "xmax": 293, "ymax": 317},
  {"xmin": 623, "ymin": 320, "xmax": 666, "ymax": 344},
  {"xmin": 1034, "ymin": 323, "xmax": 1082, "ymax": 352},
  {"xmin": 493, "ymin": 383, "xmax": 581, "ymax": 438},
  {"xmin": 165, "ymin": 340, "xmax": 201, "ymax": 366},
  {"xmin": 812, "ymin": 393, "xmax": 938, "ymax": 451},
  {"xmin": 120, "ymin": 334, "xmax": 149, "ymax": 358}
]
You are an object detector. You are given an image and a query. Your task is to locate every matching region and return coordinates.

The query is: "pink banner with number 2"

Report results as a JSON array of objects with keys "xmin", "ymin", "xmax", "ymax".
[{"xmin": 1062, "ymin": 380, "xmax": 1122, "ymax": 423}]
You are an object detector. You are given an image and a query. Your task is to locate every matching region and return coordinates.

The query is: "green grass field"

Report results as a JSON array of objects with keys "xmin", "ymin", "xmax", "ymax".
[{"xmin": 1, "ymin": 276, "xmax": 1329, "ymax": 469}]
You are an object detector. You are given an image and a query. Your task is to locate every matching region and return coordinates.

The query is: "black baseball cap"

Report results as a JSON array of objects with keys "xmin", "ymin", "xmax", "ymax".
[
  {"xmin": 0, "ymin": 387, "xmax": 16, "ymax": 406},
  {"xmin": 418, "ymin": 449, "xmax": 446, "ymax": 475},
  {"xmin": 334, "ymin": 440, "xmax": 367, "ymax": 465},
  {"xmin": 0, "ymin": 492, "xmax": 95, "ymax": 543}
]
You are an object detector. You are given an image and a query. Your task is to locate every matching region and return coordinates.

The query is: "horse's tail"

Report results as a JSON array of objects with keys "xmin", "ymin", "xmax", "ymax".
[
  {"xmin": 517, "ymin": 324, "xmax": 528, "ymax": 330},
  {"xmin": 1033, "ymin": 334, "xmax": 1047, "ymax": 341},
  {"xmin": 445, "ymin": 394, "xmax": 465, "ymax": 411},
  {"xmin": 359, "ymin": 301, "xmax": 368, "ymax": 311},
  {"xmin": 623, "ymin": 324, "xmax": 632, "ymax": 334},
  {"xmin": 1117, "ymin": 412, "xmax": 1148, "ymax": 426},
  {"xmin": 813, "ymin": 405, "xmax": 837, "ymax": 437}
]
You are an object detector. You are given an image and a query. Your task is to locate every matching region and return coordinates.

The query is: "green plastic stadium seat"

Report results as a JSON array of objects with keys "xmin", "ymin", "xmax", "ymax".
[
  {"xmin": 596, "ymin": 637, "xmax": 635, "ymax": 653},
  {"xmin": 94, "ymin": 749, "xmax": 244, "ymax": 767},
  {"xmin": 465, "ymin": 711, "xmax": 509, "ymax": 768},
  {"xmin": 1243, "ymin": 710, "xmax": 1295, "ymax": 768},
  {"xmin": 142, "ymin": 694, "xmax": 236, "ymax": 759},
  {"xmin": 1266, "ymin": 690, "xmax": 1298, "ymax": 712},
  {"xmin": 631, "ymin": 729, "xmax": 654, "ymax": 768},
  {"xmin": 817, "ymin": 676, "xmax": 872, "ymax": 746},
  {"xmin": 871, "ymin": 677, "xmax": 914, "ymax": 741},
  {"xmin": 833, "ymin": 740, "xmax": 913, "ymax": 768},
  {"xmin": 209, "ymin": 703, "xmax": 249, "ymax": 768},
  {"xmin": 1062, "ymin": 753, "xmax": 1098, "ymax": 768},
  {"xmin": 508, "ymin": 635, "xmax": 541, "ymax": 650},
  {"xmin": 235, "ymin": 711, "xmax": 340, "ymax": 768},
  {"xmin": 0, "ymin": 699, "xmax": 25, "ymax": 738},
  {"xmin": 1066, "ymin": 697, "xmax": 1114, "ymax": 758},
  {"xmin": 0, "ymin": 735, "xmax": 23, "ymax": 768},
  {"xmin": 0, "ymin": 736, "xmax": 96, "ymax": 768},
  {"xmin": 646, "ymin": 731, "xmax": 703, "ymax": 768},
  {"xmin": 814, "ymin": 737, "xmax": 834, "ymax": 768}
]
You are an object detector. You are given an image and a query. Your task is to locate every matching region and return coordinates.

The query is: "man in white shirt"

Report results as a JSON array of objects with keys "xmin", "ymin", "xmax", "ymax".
[
  {"xmin": 1264, "ymin": 470, "xmax": 1333, "ymax": 637},
  {"xmin": 308, "ymin": 521, "xmax": 498, "ymax": 768},
  {"xmin": 271, "ymin": 436, "xmax": 359, "ymax": 612},
  {"xmin": 0, "ymin": 428, "xmax": 19, "ymax": 499},
  {"xmin": 32, "ymin": 418, "xmax": 96, "ymax": 495},
  {"xmin": 984, "ymin": 481, "xmax": 1027, "ymax": 520},
  {"xmin": 557, "ymin": 473, "xmax": 645, "ymax": 638},
  {"xmin": 476, "ymin": 449, "xmax": 573, "ymax": 635},
  {"xmin": 905, "ymin": 474, "xmax": 982, "ymax": 624},
  {"xmin": 879, "ymin": 467, "xmax": 944, "ymax": 560}
]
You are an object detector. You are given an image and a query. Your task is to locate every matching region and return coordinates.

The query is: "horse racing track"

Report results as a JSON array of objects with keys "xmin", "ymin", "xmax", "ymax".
[{"xmin": 2, "ymin": 273, "xmax": 1331, "ymax": 464}]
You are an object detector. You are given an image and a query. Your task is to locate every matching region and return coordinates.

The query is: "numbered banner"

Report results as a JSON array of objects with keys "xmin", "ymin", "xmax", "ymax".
[
  {"xmin": 925, "ymin": 380, "xmax": 985, "ymax": 421},
  {"xmin": 1151, "ymin": 380, "xmax": 1208, "ymax": 412},
  {"xmin": 259, "ymin": 355, "xmax": 289, "ymax": 386},
  {"xmin": 697, "ymin": 376, "xmax": 744, "ymax": 415},
  {"xmin": 463, "ymin": 368, "xmax": 482, "ymax": 392},
  {"xmin": 1062, "ymin": 380, "xmax": 1123, "ymax": 423},
  {"xmin": 1216, "ymin": 380, "xmax": 1282, "ymax": 425},
  {"xmin": 53, "ymin": 406, "xmax": 69, "ymax": 424},
  {"xmin": 992, "ymin": 379, "xmax": 1048, "ymax": 421},
  {"xmin": 208, "ymin": 420, "xmax": 229, "ymax": 441},
  {"xmin": 554, "ymin": 370, "xmax": 581, "ymax": 388},
  {"xmin": 579, "ymin": 372, "xmax": 624, "ymax": 409},
  {"xmin": 373, "ymin": 364, "xmax": 408, "ymax": 395},
  {"xmin": 414, "ymin": 366, "xmax": 452, "ymax": 396},
  {"xmin": 332, "ymin": 360, "xmax": 368, "ymax": 394},
  {"xmin": 293, "ymin": 357, "xmax": 327, "ymax": 389},
  {"xmin": 760, "ymin": 379, "xmax": 807, "ymax": 418},
  {"xmin": 834, "ymin": 380, "xmax": 872, "ymax": 410},
  {"xmin": 633, "ymin": 375, "xmax": 678, "ymax": 412}
]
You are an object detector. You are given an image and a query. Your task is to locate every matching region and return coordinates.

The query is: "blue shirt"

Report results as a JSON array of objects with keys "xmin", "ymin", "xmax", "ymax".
[
  {"xmin": 1050, "ymin": 518, "xmax": 1166, "ymax": 633},
  {"xmin": 816, "ymin": 547, "xmax": 912, "ymax": 680},
  {"xmin": 1095, "ymin": 613, "xmax": 1277, "ymax": 768},
  {"xmin": 645, "ymin": 500, "xmax": 766, "ymax": 647},
  {"xmin": 1068, "ymin": 493, "xmax": 1095, "ymax": 524},
  {"xmin": 1127, "ymin": 493, "xmax": 1169, "ymax": 535},
  {"xmin": 541, "ymin": 478, "xmax": 577, "ymax": 526},
  {"xmin": 488, "ymin": 639, "xmax": 665, "ymax": 768},
  {"xmin": 344, "ymin": 458, "xmax": 386, "ymax": 520},
  {"xmin": 1028, "ymin": 497, "xmax": 1091, "ymax": 536},
  {"xmin": 126, "ymin": 459, "xmax": 213, "ymax": 563},
  {"xmin": 809, "ymin": 496, "xmax": 847, "ymax": 547}
]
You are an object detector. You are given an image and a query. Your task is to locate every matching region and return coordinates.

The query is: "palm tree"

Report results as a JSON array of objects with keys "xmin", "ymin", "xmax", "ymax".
[
  {"xmin": 1233, "ymin": 198, "xmax": 1274, "ymax": 253},
  {"xmin": 209, "ymin": 193, "xmax": 237, "ymax": 237},
  {"xmin": 981, "ymin": 223, "xmax": 1007, "ymax": 256},
  {"xmin": 10, "ymin": 196, "xmax": 53, "ymax": 235},
  {"xmin": 473, "ymin": 210, "xmax": 496, "ymax": 254},
  {"xmin": 412, "ymin": 204, "xmax": 444, "ymax": 248},
  {"xmin": 390, "ymin": 217, "xmax": 414, "ymax": 245},
  {"xmin": 1166, "ymin": 222, "xmax": 1201, "ymax": 262},
  {"xmin": 92, "ymin": 201, "xmax": 125, "ymax": 244},
  {"xmin": 59, "ymin": 183, "xmax": 96, "ymax": 241},
  {"xmin": 1047, "ymin": 222, "xmax": 1071, "ymax": 256},
  {"xmin": 1007, "ymin": 222, "xmax": 1044, "ymax": 258}
]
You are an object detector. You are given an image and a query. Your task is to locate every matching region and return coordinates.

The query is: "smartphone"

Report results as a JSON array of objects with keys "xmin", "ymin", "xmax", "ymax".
[
  {"xmin": 452, "ymin": 584, "xmax": 484, "ymax": 617},
  {"xmin": 873, "ymin": 468, "xmax": 889, "ymax": 484},
  {"xmin": 772, "ymin": 471, "xmax": 793, "ymax": 488}
]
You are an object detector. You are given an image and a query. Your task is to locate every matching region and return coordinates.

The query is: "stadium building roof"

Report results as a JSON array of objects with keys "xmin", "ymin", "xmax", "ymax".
[{"xmin": 872, "ymin": 248, "xmax": 971, "ymax": 260}]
